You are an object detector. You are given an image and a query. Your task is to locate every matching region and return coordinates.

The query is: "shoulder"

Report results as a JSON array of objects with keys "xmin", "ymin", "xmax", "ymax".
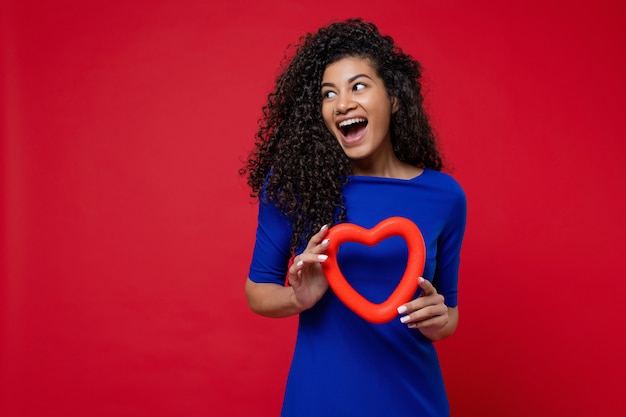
[
  {"xmin": 423, "ymin": 169, "xmax": 463, "ymax": 188},
  {"xmin": 419, "ymin": 170, "xmax": 465, "ymax": 200},
  {"xmin": 419, "ymin": 171, "xmax": 467, "ymax": 226}
]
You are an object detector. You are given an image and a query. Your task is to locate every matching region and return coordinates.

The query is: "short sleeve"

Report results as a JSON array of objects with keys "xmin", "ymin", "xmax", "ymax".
[
  {"xmin": 433, "ymin": 182, "xmax": 467, "ymax": 307},
  {"xmin": 248, "ymin": 199, "xmax": 293, "ymax": 285}
]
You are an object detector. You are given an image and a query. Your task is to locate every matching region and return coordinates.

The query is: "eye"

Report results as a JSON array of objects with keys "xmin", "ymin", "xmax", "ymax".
[
  {"xmin": 322, "ymin": 90, "xmax": 337, "ymax": 99},
  {"xmin": 353, "ymin": 82, "xmax": 366, "ymax": 91}
]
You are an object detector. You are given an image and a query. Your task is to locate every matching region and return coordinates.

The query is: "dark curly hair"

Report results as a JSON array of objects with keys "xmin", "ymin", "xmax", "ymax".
[{"xmin": 241, "ymin": 18, "xmax": 443, "ymax": 252}]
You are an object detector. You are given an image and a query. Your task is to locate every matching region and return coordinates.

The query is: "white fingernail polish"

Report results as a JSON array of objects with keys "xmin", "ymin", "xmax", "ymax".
[
  {"xmin": 397, "ymin": 305, "xmax": 407, "ymax": 314},
  {"xmin": 322, "ymin": 239, "xmax": 330, "ymax": 245},
  {"xmin": 400, "ymin": 315, "xmax": 410, "ymax": 324},
  {"xmin": 296, "ymin": 260, "xmax": 303, "ymax": 267},
  {"xmin": 318, "ymin": 254, "xmax": 328, "ymax": 261}
]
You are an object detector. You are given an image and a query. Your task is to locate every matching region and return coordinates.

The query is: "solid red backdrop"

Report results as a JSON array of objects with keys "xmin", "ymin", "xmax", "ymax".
[{"xmin": 2, "ymin": 0, "xmax": 625, "ymax": 416}]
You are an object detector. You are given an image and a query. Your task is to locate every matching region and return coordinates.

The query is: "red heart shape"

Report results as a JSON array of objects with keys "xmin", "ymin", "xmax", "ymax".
[{"xmin": 321, "ymin": 217, "xmax": 426, "ymax": 324}]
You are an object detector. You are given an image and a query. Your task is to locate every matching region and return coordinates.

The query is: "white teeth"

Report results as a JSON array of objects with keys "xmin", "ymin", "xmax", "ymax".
[{"xmin": 338, "ymin": 118, "xmax": 366, "ymax": 128}]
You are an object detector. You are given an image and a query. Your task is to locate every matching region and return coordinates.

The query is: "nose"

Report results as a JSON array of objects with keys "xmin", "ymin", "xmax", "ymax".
[{"xmin": 334, "ymin": 94, "xmax": 355, "ymax": 115}]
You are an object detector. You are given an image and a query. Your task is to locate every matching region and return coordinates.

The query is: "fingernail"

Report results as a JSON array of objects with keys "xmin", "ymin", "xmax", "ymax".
[
  {"xmin": 320, "ymin": 224, "xmax": 328, "ymax": 232},
  {"xmin": 400, "ymin": 315, "xmax": 410, "ymax": 324},
  {"xmin": 418, "ymin": 277, "xmax": 425, "ymax": 284},
  {"xmin": 296, "ymin": 260, "xmax": 303, "ymax": 267},
  {"xmin": 317, "ymin": 254, "xmax": 328, "ymax": 262},
  {"xmin": 322, "ymin": 239, "xmax": 330, "ymax": 245},
  {"xmin": 397, "ymin": 305, "xmax": 407, "ymax": 314}
]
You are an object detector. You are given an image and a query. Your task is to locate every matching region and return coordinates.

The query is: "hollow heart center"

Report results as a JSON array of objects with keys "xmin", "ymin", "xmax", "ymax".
[{"xmin": 336, "ymin": 238, "xmax": 408, "ymax": 304}]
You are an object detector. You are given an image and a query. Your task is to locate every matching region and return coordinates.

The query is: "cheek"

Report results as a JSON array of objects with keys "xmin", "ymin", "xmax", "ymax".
[{"xmin": 373, "ymin": 100, "xmax": 394, "ymax": 129}]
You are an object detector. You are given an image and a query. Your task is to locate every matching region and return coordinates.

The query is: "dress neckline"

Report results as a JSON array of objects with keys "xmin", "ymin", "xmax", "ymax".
[{"xmin": 348, "ymin": 168, "xmax": 428, "ymax": 183}]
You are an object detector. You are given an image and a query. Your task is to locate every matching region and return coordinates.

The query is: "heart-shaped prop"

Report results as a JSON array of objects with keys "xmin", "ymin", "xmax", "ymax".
[{"xmin": 322, "ymin": 217, "xmax": 426, "ymax": 324}]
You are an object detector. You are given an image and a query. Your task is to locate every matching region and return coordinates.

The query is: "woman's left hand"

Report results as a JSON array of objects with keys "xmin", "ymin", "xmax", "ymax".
[{"xmin": 397, "ymin": 277, "xmax": 458, "ymax": 341}]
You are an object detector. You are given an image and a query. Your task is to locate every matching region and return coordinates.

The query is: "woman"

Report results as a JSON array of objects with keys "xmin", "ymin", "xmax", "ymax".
[{"xmin": 241, "ymin": 18, "xmax": 466, "ymax": 416}]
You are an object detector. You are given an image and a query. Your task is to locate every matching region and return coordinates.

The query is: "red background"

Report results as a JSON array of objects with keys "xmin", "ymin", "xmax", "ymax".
[{"xmin": 2, "ymin": 0, "xmax": 625, "ymax": 416}]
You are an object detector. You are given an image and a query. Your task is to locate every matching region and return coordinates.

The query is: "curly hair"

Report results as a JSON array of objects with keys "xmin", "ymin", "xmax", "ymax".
[{"xmin": 240, "ymin": 18, "xmax": 443, "ymax": 252}]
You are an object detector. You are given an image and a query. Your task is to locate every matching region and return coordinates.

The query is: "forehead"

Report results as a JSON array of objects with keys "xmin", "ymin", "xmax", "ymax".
[{"xmin": 322, "ymin": 57, "xmax": 378, "ymax": 81}]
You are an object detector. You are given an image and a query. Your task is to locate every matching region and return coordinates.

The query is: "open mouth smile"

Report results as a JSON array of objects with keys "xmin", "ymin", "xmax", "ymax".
[{"xmin": 337, "ymin": 117, "xmax": 368, "ymax": 143}]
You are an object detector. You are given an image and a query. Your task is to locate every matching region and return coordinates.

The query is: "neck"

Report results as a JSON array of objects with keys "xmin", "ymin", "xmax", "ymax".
[{"xmin": 352, "ymin": 155, "xmax": 422, "ymax": 180}]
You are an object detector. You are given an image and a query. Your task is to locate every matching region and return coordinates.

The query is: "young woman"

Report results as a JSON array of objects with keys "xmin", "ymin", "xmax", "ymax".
[{"xmin": 241, "ymin": 18, "xmax": 466, "ymax": 416}]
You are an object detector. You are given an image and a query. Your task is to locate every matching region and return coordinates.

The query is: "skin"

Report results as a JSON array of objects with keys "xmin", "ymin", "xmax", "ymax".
[
  {"xmin": 321, "ymin": 57, "xmax": 418, "ymax": 179},
  {"xmin": 246, "ymin": 57, "xmax": 458, "ymax": 342}
]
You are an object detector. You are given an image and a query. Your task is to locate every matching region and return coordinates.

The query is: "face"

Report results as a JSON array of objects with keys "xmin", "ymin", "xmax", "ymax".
[{"xmin": 321, "ymin": 57, "xmax": 398, "ymax": 169}]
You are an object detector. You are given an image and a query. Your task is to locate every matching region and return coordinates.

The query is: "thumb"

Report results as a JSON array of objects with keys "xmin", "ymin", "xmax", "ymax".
[{"xmin": 417, "ymin": 276, "xmax": 436, "ymax": 296}]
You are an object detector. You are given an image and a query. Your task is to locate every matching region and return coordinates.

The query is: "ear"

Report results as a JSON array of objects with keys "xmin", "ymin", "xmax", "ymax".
[{"xmin": 391, "ymin": 96, "xmax": 400, "ymax": 113}]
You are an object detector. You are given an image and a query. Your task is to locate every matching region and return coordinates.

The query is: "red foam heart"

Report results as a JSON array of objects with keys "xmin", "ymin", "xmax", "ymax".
[{"xmin": 321, "ymin": 217, "xmax": 426, "ymax": 324}]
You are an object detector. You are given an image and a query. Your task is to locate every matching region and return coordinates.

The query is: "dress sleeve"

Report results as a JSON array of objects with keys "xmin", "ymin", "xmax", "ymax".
[
  {"xmin": 434, "ymin": 184, "xmax": 467, "ymax": 307},
  {"xmin": 248, "ymin": 199, "xmax": 293, "ymax": 285}
]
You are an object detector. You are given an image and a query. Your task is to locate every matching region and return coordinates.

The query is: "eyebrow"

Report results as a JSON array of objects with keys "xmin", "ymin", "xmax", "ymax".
[{"xmin": 321, "ymin": 73, "xmax": 373, "ymax": 88}]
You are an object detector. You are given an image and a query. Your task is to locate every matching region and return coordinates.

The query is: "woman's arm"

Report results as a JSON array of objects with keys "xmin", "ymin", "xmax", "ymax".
[
  {"xmin": 245, "ymin": 278, "xmax": 311, "ymax": 318},
  {"xmin": 246, "ymin": 225, "xmax": 330, "ymax": 318}
]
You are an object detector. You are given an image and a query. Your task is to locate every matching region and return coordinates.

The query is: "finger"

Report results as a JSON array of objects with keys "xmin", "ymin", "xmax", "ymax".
[
  {"xmin": 417, "ymin": 277, "xmax": 437, "ymax": 297},
  {"xmin": 288, "ymin": 267, "xmax": 301, "ymax": 287},
  {"xmin": 288, "ymin": 257, "xmax": 306, "ymax": 278},
  {"xmin": 407, "ymin": 314, "xmax": 449, "ymax": 330},
  {"xmin": 398, "ymin": 292, "xmax": 443, "ymax": 316},
  {"xmin": 397, "ymin": 284, "xmax": 444, "ymax": 318},
  {"xmin": 309, "ymin": 236, "xmax": 331, "ymax": 255},
  {"xmin": 411, "ymin": 303, "xmax": 448, "ymax": 321},
  {"xmin": 400, "ymin": 303, "xmax": 447, "ymax": 326},
  {"xmin": 305, "ymin": 224, "xmax": 330, "ymax": 250},
  {"xmin": 290, "ymin": 253, "xmax": 328, "ymax": 274}
]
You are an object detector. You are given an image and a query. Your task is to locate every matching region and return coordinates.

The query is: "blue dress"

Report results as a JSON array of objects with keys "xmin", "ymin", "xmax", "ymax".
[{"xmin": 249, "ymin": 169, "xmax": 467, "ymax": 416}]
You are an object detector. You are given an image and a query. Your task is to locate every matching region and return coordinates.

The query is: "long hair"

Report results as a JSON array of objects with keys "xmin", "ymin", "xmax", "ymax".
[{"xmin": 241, "ymin": 18, "xmax": 442, "ymax": 251}]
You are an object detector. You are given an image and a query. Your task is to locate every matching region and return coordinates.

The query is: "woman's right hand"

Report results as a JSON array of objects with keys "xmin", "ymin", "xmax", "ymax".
[{"xmin": 288, "ymin": 225, "xmax": 331, "ymax": 311}]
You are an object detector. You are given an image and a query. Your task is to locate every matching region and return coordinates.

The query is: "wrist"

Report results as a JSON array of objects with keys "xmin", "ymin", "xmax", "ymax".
[{"xmin": 289, "ymin": 288, "xmax": 308, "ymax": 314}]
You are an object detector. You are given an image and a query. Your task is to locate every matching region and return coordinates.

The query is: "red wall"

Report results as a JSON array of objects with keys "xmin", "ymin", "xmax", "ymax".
[{"xmin": 2, "ymin": 1, "xmax": 625, "ymax": 416}]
